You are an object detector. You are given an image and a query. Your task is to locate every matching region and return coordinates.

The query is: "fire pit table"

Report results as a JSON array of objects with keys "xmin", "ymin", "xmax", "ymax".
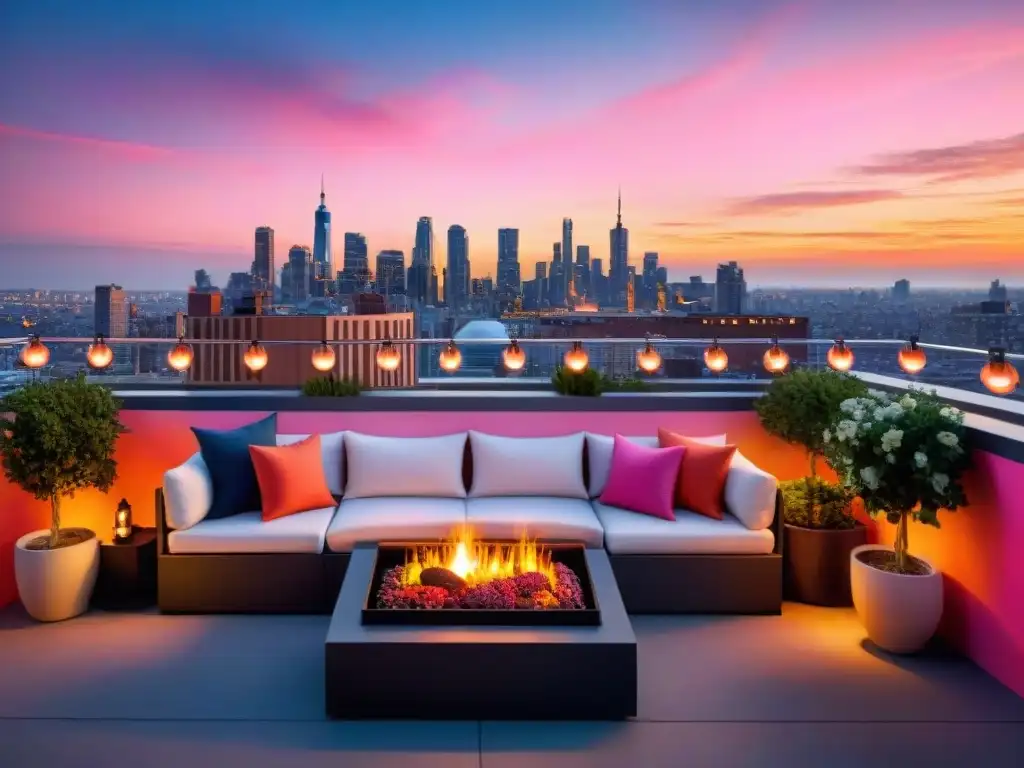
[{"xmin": 325, "ymin": 539, "xmax": 637, "ymax": 720}]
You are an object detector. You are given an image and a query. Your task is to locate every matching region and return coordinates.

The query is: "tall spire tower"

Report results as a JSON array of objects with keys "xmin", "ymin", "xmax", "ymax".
[
  {"xmin": 616, "ymin": 186, "xmax": 622, "ymax": 227},
  {"xmin": 313, "ymin": 175, "xmax": 332, "ymax": 278},
  {"xmin": 609, "ymin": 186, "xmax": 629, "ymax": 307}
]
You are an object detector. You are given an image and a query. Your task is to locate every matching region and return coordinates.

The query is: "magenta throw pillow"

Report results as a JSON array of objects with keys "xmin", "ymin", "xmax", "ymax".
[{"xmin": 599, "ymin": 434, "xmax": 685, "ymax": 521}]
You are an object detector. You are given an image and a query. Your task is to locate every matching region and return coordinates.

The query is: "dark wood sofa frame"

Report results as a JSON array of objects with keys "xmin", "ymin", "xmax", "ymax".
[{"xmin": 155, "ymin": 488, "xmax": 783, "ymax": 615}]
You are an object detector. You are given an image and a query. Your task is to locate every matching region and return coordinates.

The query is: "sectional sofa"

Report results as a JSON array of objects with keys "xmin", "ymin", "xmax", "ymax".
[{"xmin": 156, "ymin": 430, "xmax": 783, "ymax": 615}]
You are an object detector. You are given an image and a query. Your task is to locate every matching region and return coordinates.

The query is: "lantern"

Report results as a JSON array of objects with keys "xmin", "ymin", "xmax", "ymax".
[
  {"xmin": 439, "ymin": 340, "xmax": 462, "ymax": 373},
  {"xmin": 636, "ymin": 340, "xmax": 662, "ymax": 373},
  {"xmin": 703, "ymin": 340, "xmax": 728, "ymax": 373},
  {"xmin": 898, "ymin": 336, "xmax": 926, "ymax": 375},
  {"xmin": 563, "ymin": 341, "xmax": 589, "ymax": 373},
  {"xmin": 376, "ymin": 340, "xmax": 401, "ymax": 372},
  {"xmin": 763, "ymin": 337, "xmax": 790, "ymax": 374},
  {"xmin": 503, "ymin": 339, "xmax": 526, "ymax": 371},
  {"xmin": 827, "ymin": 338, "xmax": 854, "ymax": 372},
  {"xmin": 311, "ymin": 341, "xmax": 336, "ymax": 372},
  {"xmin": 980, "ymin": 348, "xmax": 1019, "ymax": 395},
  {"xmin": 168, "ymin": 337, "xmax": 194, "ymax": 372},
  {"xmin": 113, "ymin": 498, "xmax": 133, "ymax": 542},
  {"xmin": 19, "ymin": 335, "xmax": 49, "ymax": 369},
  {"xmin": 244, "ymin": 340, "xmax": 268, "ymax": 372},
  {"xmin": 87, "ymin": 335, "xmax": 114, "ymax": 369}
]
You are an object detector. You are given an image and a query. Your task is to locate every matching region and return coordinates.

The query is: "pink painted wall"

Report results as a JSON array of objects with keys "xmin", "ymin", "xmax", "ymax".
[{"xmin": 1, "ymin": 407, "xmax": 1022, "ymax": 700}]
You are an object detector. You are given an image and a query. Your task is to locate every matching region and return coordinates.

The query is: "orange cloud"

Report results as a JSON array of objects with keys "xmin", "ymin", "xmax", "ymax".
[
  {"xmin": 852, "ymin": 132, "xmax": 1024, "ymax": 183},
  {"xmin": 724, "ymin": 189, "xmax": 903, "ymax": 216}
]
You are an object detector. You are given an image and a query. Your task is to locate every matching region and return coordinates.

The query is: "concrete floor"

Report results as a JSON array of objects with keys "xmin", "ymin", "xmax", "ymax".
[{"xmin": 0, "ymin": 603, "xmax": 1022, "ymax": 767}]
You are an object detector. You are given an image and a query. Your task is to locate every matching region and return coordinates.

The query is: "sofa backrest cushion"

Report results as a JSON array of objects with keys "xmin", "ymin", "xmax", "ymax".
[
  {"xmin": 276, "ymin": 431, "xmax": 345, "ymax": 495},
  {"xmin": 344, "ymin": 432, "xmax": 468, "ymax": 499},
  {"xmin": 163, "ymin": 451, "xmax": 214, "ymax": 531},
  {"xmin": 586, "ymin": 432, "xmax": 726, "ymax": 498},
  {"xmin": 725, "ymin": 451, "xmax": 778, "ymax": 530},
  {"xmin": 250, "ymin": 435, "xmax": 338, "ymax": 521},
  {"xmin": 468, "ymin": 431, "xmax": 588, "ymax": 498},
  {"xmin": 191, "ymin": 414, "xmax": 278, "ymax": 519}
]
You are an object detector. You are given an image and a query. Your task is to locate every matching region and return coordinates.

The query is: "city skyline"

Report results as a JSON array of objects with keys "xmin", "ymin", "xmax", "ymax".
[{"xmin": 2, "ymin": 0, "xmax": 1024, "ymax": 289}]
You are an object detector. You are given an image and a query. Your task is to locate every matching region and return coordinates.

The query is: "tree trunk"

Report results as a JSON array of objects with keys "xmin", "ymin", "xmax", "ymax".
[
  {"xmin": 49, "ymin": 495, "xmax": 61, "ymax": 549},
  {"xmin": 893, "ymin": 511, "xmax": 909, "ymax": 572},
  {"xmin": 809, "ymin": 452, "xmax": 818, "ymax": 478}
]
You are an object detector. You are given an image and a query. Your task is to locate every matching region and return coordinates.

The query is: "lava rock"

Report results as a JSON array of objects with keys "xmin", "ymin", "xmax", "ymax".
[{"xmin": 419, "ymin": 567, "xmax": 467, "ymax": 592}]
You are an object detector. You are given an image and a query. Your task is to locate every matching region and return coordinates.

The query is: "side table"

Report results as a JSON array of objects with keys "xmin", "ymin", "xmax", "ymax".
[{"xmin": 91, "ymin": 527, "xmax": 157, "ymax": 610}]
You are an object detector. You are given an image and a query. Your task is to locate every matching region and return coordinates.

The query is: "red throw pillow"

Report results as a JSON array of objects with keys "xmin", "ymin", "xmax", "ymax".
[
  {"xmin": 249, "ymin": 435, "xmax": 336, "ymax": 521},
  {"xmin": 657, "ymin": 428, "xmax": 737, "ymax": 520}
]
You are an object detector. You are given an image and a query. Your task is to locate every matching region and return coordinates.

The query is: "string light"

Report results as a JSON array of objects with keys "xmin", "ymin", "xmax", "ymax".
[
  {"xmin": 763, "ymin": 336, "xmax": 790, "ymax": 374},
  {"xmin": 898, "ymin": 335, "xmax": 926, "ymax": 375},
  {"xmin": 244, "ymin": 340, "xmax": 268, "ymax": 372},
  {"xmin": 311, "ymin": 341, "xmax": 336, "ymax": 373},
  {"xmin": 636, "ymin": 338, "xmax": 662, "ymax": 373},
  {"xmin": 503, "ymin": 339, "xmax": 526, "ymax": 371},
  {"xmin": 376, "ymin": 340, "xmax": 401, "ymax": 372},
  {"xmin": 439, "ymin": 340, "xmax": 462, "ymax": 373},
  {"xmin": 980, "ymin": 348, "xmax": 1019, "ymax": 395},
  {"xmin": 703, "ymin": 339, "xmax": 728, "ymax": 373},
  {"xmin": 827, "ymin": 338, "xmax": 854, "ymax": 372},
  {"xmin": 563, "ymin": 341, "xmax": 589, "ymax": 373},
  {"xmin": 87, "ymin": 335, "xmax": 114, "ymax": 369},
  {"xmin": 19, "ymin": 336, "xmax": 49, "ymax": 369},
  {"xmin": 167, "ymin": 337, "xmax": 194, "ymax": 372}
]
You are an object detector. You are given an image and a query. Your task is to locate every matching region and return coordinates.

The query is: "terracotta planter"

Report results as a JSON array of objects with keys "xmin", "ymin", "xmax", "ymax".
[
  {"xmin": 15, "ymin": 528, "xmax": 99, "ymax": 622},
  {"xmin": 783, "ymin": 522, "xmax": 867, "ymax": 606},
  {"xmin": 850, "ymin": 544, "xmax": 943, "ymax": 654}
]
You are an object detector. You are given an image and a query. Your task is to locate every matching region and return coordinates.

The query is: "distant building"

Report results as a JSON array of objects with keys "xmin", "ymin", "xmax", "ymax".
[
  {"xmin": 575, "ymin": 245, "xmax": 591, "ymax": 296},
  {"xmin": 186, "ymin": 312, "xmax": 416, "ymax": 388},
  {"xmin": 283, "ymin": 246, "xmax": 313, "ymax": 304},
  {"xmin": 340, "ymin": 233, "xmax": 370, "ymax": 293},
  {"xmin": 447, "ymin": 225, "xmax": 470, "ymax": 310},
  {"xmin": 253, "ymin": 227, "xmax": 275, "ymax": 294},
  {"xmin": 893, "ymin": 279, "xmax": 911, "ymax": 303},
  {"xmin": 375, "ymin": 250, "xmax": 406, "ymax": 298},
  {"xmin": 187, "ymin": 291, "xmax": 222, "ymax": 318},
  {"xmin": 608, "ymin": 191, "xmax": 629, "ymax": 306},
  {"xmin": 94, "ymin": 284, "xmax": 128, "ymax": 337},
  {"xmin": 561, "ymin": 218, "xmax": 573, "ymax": 300},
  {"xmin": 714, "ymin": 262, "xmax": 746, "ymax": 314},
  {"xmin": 194, "ymin": 269, "xmax": 214, "ymax": 292},
  {"xmin": 496, "ymin": 228, "xmax": 520, "ymax": 309},
  {"xmin": 989, "ymin": 279, "xmax": 1008, "ymax": 303},
  {"xmin": 313, "ymin": 179, "xmax": 332, "ymax": 278}
]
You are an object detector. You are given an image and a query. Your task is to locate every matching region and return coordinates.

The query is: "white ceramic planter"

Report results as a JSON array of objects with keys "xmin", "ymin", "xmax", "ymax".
[
  {"xmin": 850, "ymin": 544, "xmax": 943, "ymax": 654},
  {"xmin": 14, "ymin": 529, "xmax": 100, "ymax": 622}
]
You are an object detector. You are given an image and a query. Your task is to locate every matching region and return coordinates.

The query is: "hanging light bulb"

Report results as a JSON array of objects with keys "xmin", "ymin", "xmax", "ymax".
[
  {"xmin": 19, "ymin": 335, "xmax": 49, "ymax": 369},
  {"xmin": 503, "ymin": 339, "xmax": 526, "ymax": 371},
  {"xmin": 563, "ymin": 341, "xmax": 589, "ymax": 373},
  {"xmin": 167, "ymin": 337, "xmax": 194, "ymax": 372},
  {"xmin": 897, "ymin": 335, "xmax": 926, "ymax": 375},
  {"xmin": 636, "ymin": 337, "xmax": 662, "ymax": 373},
  {"xmin": 376, "ymin": 340, "xmax": 401, "ymax": 372},
  {"xmin": 980, "ymin": 348, "xmax": 1019, "ymax": 395},
  {"xmin": 763, "ymin": 336, "xmax": 790, "ymax": 374},
  {"xmin": 827, "ymin": 338, "xmax": 854, "ymax": 372},
  {"xmin": 87, "ymin": 335, "xmax": 114, "ymax": 369},
  {"xmin": 311, "ymin": 341, "xmax": 336, "ymax": 373},
  {"xmin": 439, "ymin": 340, "xmax": 462, "ymax": 373},
  {"xmin": 703, "ymin": 339, "xmax": 728, "ymax": 373},
  {"xmin": 244, "ymin": 340, "xmax": 268, "ymax": 372}
]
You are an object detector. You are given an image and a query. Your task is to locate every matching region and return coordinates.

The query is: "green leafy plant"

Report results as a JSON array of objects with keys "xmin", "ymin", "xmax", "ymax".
[
  {"xmin": 756, "ymin": 369, "xmax": 868, "ymax": 477},
  {"xmin": 301, "ymin": 376, "xmax": 362, "ymax": 397},
  {"xmin": 780, "ymin": 477, "xmax": 856, "ymax": 530},
  {"xmin": 550, "ymin": 368, "xmax": 651, "ymax": 396},
  {"xmin": 823, "ymin": 389, "xmax": 970, "ymax": 572},
  {"xmin": 0, "ymin": 374, "xmax": 125, "ymax": 549}
]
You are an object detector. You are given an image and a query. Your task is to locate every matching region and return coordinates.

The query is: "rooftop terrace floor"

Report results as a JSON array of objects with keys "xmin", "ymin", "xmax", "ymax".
[{"xmin": 1, "ymin": 603, "xmax": 1021, "ymax": 767}]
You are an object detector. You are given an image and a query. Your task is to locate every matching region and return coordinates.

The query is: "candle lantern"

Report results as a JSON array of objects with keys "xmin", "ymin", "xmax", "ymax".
[{"xmin": 114, "ymin": 498, "xmax": 133, "ymax": 542}]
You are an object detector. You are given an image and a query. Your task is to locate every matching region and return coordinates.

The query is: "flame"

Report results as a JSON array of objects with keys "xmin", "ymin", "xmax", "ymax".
[{"xmin": 401, "ymin": 528, "xmax": 556, "ymax": 587}]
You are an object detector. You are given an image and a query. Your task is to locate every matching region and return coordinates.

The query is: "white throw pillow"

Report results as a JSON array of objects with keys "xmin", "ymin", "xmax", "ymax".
[
  {"xmin": 469, "ymin": 432, "xmax": 587, "ymax": 499},
  {"xmin": 344, "ymin": 432, "xmax": 468, "ymax": 499},
  {"xmin": 277, "ymin": 431, "xmax": 345, "ymax": 495},
  {"xmin": 725, "ymin": 451, "xmax": 778, "ymax": 531},
  {"xmin": 585, "ymin": 432, "xmax": 728, "ymax": 498},
  {"xmin": 163, "ymin": 452, "xmax": 214, "ymax": 531}
]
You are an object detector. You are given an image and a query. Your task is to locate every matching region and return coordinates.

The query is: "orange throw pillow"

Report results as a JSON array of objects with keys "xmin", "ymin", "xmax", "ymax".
[
  {"xmin": 249, "ymin": 435, "xmax": 336, "ymax": 521},
  {"xmin": 657, "ymin": 428, "xmax": 737, "ymax": 520}
]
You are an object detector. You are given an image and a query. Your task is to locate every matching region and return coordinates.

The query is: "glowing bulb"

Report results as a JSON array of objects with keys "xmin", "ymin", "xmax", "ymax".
[
  {"xmin": 244, "ymin": 341, "xmax": 268, "ymax": 372},
  {"xmin": 898, "ymin": 336, "xmax": 926, "ymax": 375},
  {"xmin": 87, "ymin": 335, "xmax": 114, "ymax": 369},
  {"xmin": 376, "ymin": 340, "xmax": 401, "ymax": 372},
  {"xmin": 563, "ymin": 341, "xmax": 589, "ymax": 372},
  {"xmin": 439, "ymin": 340, "xmax": 462, "ymax": 373},
  {"xmin": 763, "ymin": 337, "xmax": 790, "ymax": 374},
  {"xmin": 704, "ymin": 340, "xmax": 728, "ymax": 373},
  {"xmin": 503, "ymin": 339, "xmax": 526, "ymax": 371},
  {"xmin": 167, "ymin": 338, "xmax": 194, "ymax": 372},
  {"xmin": 20, "ymin": 336, "xmax": 49, "ymax": 369},
  {"xmin": 311, "ymin": 342, "xmax": 336, "ymax": 372},
  {"xmin": 636, "ymin": 341, "xmax": 662, "ymax": 373},
  {"xmin": 980, "ymin": 348, "xmax": 1019, "ymax": 395},
  {"xmin": 827, "ymin": 339, "xmax": 854, "ymax": 372}
]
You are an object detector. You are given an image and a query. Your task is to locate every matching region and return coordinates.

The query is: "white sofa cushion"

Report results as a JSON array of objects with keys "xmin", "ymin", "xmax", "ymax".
[
  {"xmin": 592, "ymin": 501, "xmax": 775, "ymax": 555},
  {"xmin": 344, "ymin": 432, "xmax": 467, "ymax": 499},
  {"xmin": 167, "ymin": 507, "xmax": 334, "ymax": 554},
  {"xmin": 163, "ymin": 452, "xmax": 214, "ymax": 531},
  {"xmin": 469, "ymin": 432, "xmax": 587, "ymax": 498},
  {"xmin": 276, "ymin": 431, "xmax": 345, "ymax": 495},
  {"xmin": 586, "ymin": 432, "xmax": 728, "ymax": 497},
  {"xmin": 466, "ymin": 497, "xmax": 604, "ymax": 547},
  {"xmin": 326, "ymin": 497, "xmax": 467, "ymax": 552},
  {"xmin": 725, "ymin": 451, "xmax": 778, "ymax": 531}
]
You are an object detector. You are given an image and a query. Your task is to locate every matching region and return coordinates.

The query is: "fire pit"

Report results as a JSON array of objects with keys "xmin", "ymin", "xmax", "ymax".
[{"xmin": 363, "ymin": 530, "xmax": 599, "ymax": 626}]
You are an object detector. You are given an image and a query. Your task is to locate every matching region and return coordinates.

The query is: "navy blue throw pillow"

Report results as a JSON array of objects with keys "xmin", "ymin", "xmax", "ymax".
[{"xmin": 192, "ymin": 414, "xmax": 278, "ymax": 519}]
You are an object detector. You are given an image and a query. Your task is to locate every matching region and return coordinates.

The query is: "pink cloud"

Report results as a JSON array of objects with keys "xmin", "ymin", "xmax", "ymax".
[
  {"xmin": 0, "ymin": 122, "xmax": 178, "ymax": 160},
  {"xmin": 852, "ymin": 132, "xmax": 1024, "ymax": 183},
  {"xmin": 725, "ymin": 189, "xmax": 904, "ymax": 216}
]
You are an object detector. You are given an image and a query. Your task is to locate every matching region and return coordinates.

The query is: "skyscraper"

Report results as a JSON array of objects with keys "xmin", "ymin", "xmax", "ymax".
[
  {"xmin": 94, "ymin": 284, "xmax": 128, "ymax": 338},
  {"xmin": 409, "ymin": 217, "xmax": 436, "ymax": 305},
  {"xmin": 609, "ymin": 190, "xmax": 629, "ymax": 306},
  {"xmin": 549, "ymin": 242, "xmax": 565, "ymax": 306},
  {"xmin": 642, "ymin": 252, "xmax": 659, "ymax": 307},
  {"xmin": 893, "ymin": 279, "xmax": 911, "ymax": 303},
  {"xmin": 497, "ymin": 228, "xmax": 520, "ymax": 298},
  {"xmin": 714, "ymin": 261, "xmax": 746, "ymax": 314},
  {"xmin": 413, "ymin": 217, "xmax": 434, "ymax": 269},
  {"xmin": 447, "ymin": 225, "xmax": 470, "ymax": 310},
  {"xmin": 375, "ymin": 250, "xmax": 406, "ymax": 297},
  {"xmin": 562, "ymin": 218, "xmax": 573, "ymax": 298},
  {"xmin": 575, "ymin": 244, "xmax": 591, "ymax": 296},
  {"xmin": 253, "ymin": 226, "xmax": 275, "ymax": 293},
  {"xmin": 286, "ymin": 245, "xmax": 313, "ymax": 303},
  {"xmin": 343, "ymin": 233, "xmax": 370, "ymax": 289},
  {"xmin": 313, "ymin": 177, "xmax": 332, "ymax": 278}
]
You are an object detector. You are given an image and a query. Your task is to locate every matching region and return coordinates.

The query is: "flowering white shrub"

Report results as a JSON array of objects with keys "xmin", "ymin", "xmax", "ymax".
[{"xmin": 823, "ymin": 389, "xmax": 969, "ymax": 528}]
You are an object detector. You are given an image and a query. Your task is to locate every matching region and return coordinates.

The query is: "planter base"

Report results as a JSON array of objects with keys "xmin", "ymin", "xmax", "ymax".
[
  {"xmin": 783, "ymin": 523, "xmax": 867, "ymax": 607},
  {"xmin": 15, "ymin": 528, "xmax": 100, "ymax": 622}
]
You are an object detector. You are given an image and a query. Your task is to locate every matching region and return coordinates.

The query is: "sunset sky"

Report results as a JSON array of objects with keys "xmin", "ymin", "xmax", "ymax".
[{"xmin": 1, "ymin": 0, "xmax": 1023, "ymax": 289}]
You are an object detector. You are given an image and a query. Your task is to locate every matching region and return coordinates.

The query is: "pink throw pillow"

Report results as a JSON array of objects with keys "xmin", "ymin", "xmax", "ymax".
[{"xmin": 599, "ymin": 434, "xmax": 685, "ymax": 521}]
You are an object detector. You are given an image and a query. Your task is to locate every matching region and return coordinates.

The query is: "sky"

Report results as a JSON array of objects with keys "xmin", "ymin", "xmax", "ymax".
[{"xmin": 1, "ymin": 0, "xmax": 1023, "ymax": 290}]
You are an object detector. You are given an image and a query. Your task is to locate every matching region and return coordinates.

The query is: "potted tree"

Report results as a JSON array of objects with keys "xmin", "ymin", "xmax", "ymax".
[
  {"xmin": 0, "ymin": 374, "xmax": 125, "ymax": 621},
  {"xmin": 824, "ymin": 389, "xmax": 969, "ymax": 653},
  {"xmin": 755, "ymin": 368, "xmax": 868, "ymax": 605}
]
